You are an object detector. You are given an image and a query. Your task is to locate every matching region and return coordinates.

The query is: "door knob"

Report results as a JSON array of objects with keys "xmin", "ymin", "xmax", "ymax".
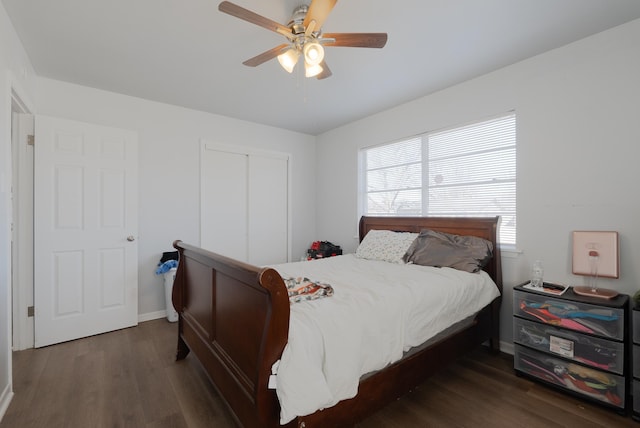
[{"xmin": 127, "ymin": 236, "xmax": 135, "ymax": 242}]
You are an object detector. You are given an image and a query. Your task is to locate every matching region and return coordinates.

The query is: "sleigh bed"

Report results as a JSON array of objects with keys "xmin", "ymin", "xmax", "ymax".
[{"xmin": 171, "ymin": 216, "xmax": 503, "ymax": 427}]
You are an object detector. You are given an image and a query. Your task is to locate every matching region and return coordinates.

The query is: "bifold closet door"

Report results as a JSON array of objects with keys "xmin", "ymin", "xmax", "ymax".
[
  {"xmin": 201, "ymin": 147, "xmax": 248, "ymax": 261},
  {"xmin": 247, "ymin": 154, "xmax": 288, "ymax": 265},
  {"xmin": 200, "ymin": 142, "xmax": 289, "ymax": 265}
]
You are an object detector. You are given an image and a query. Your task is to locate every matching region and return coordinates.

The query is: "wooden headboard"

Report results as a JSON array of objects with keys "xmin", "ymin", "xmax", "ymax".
[{"xmin": 359, "ymin": 216, "xmax": 502, "ymax": 292}]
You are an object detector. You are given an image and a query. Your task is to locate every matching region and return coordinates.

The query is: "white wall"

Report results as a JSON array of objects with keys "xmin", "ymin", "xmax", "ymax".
[
  {"xmin": 0, "ymin": 1, "xmax": 37, "ymax": 418},
  {"xmin": 315, "ymin": 18, "xmax": 640, "ymax": 349},
  {"xmin": 35, "ymin": 78, "xmax": 317, "ymax": 319}
]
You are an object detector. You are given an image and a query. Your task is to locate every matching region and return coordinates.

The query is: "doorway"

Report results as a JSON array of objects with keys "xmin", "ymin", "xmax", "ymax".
[{"xmin": 10, "ymin": 89, "xmax": 34, "ymax": 351}]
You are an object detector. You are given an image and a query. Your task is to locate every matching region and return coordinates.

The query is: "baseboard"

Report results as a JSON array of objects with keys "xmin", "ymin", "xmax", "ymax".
[
  {"xmin": 138, "ymin": 310, "xmax": 167, "ymax": 323},
  {"xmin": 500, "ymin": 340, "xmax": 514, "ymax": 355},
  {"xmin": 0, "ymin": 382, "xmax": 14, "ymax": 422}
]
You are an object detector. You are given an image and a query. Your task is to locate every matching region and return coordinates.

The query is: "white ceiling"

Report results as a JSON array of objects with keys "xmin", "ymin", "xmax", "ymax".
[{"xmin": 4, "ymin": 0, "xmax": 640, "ymax": 135}]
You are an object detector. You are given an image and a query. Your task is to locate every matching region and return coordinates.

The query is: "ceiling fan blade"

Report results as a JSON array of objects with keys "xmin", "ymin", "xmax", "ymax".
[
  {"xmin": 303, "ymin": 0, "xmax": 337, "ymax": 31},
  {"xmin": 219, "ymin": 1, "xmax": 291, "ymax": 36},
  {"xmin": 242, "ymin": 44, "xmax": 288, "ymax": 67},
  {"xmin": 322, "ymin": 33, "xmax": 388, "ymax": 48},
  {"xmin": 316, "ymin": 61, "xmax": 332, "ymax": 80}
]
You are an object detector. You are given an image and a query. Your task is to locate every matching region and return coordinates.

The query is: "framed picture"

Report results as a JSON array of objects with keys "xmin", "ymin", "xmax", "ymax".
[{"xmin": 572, "ymin": 231, "xmax": 619, "ymax": 278}]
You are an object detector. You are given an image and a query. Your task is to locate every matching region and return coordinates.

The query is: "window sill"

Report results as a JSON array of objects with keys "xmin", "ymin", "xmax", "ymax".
[{"xmin": 499, "ymin": 246, "xmax": 522, "ymax": 258}]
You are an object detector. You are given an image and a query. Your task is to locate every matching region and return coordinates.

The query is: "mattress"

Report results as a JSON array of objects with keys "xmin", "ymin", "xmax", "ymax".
[{"xmin": 270, "ymin": 254, "xmax": 501, "ymax": 424}]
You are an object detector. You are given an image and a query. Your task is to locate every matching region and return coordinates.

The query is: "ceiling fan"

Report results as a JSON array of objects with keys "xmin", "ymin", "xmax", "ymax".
[{"xmin": 218, "ymin": 0, "xmax": 388, "ymax": 79}]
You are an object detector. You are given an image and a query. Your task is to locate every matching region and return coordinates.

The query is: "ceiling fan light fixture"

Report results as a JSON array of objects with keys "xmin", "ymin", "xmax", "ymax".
[
  {"xmin": 305, "ymin": 62, "xmax": 323, "ymax": 78},
  {"xmin": 303, "ymin": 41, "xmax": 324, "ymax": 66},
  {"xmin": 277, "ymin": 48, "xmax": 300, "ymax": 73},
  {"xmin": 219, "ymin": 1, "xmax": 388, "ymax": 80}
]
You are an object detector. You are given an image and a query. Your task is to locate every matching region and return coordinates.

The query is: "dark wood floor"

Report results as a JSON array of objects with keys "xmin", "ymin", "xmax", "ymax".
[{"xmin": 1, "ymin": 319, "xmax": 634, "ymax": 428}]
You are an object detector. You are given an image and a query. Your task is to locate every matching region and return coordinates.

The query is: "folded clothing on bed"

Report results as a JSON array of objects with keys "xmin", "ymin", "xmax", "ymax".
[{"xmin": 283, "ymin": 276, "xmax": 334, "ymax": 303}]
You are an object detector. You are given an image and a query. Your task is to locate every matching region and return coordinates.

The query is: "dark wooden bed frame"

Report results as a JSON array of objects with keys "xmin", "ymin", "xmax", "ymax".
[{"xmin": 171, "ymin": 216, "xmax": 502, "ymax": 428}]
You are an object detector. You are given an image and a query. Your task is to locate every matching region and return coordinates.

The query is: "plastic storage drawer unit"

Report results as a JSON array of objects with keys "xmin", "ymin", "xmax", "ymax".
[{"xmin": 513, "ymin": 284, "xmax": 628, "ymax": 413}]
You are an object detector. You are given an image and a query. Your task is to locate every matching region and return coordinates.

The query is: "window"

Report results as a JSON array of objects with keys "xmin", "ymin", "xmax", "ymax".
[{"xmin": 359, "ymin": 113, "xmax": 516, "ymax": 246}]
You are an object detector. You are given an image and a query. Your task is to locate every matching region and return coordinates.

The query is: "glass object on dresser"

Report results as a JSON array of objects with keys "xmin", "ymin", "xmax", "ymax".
[
  {"xmin": 513, "ymin": 284, "xmax": 629, "ymax": 412},
  {"xmin": 530, "ymin": 260, "xmax": 544, "ymax": 288}
]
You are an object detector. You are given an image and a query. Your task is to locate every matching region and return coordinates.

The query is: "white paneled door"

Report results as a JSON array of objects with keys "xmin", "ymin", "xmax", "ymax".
[{"xmin": 34, "ymin": 116, "xmax": 138, "ymax": 348}]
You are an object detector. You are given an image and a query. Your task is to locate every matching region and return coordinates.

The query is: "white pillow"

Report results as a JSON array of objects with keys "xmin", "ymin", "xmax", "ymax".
[{"xmin": 355, "ymin": 230, "xmax": 418, "ymax": 264}]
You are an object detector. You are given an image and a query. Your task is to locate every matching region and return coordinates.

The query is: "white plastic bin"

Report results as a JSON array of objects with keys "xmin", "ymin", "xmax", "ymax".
[{"xmin": 163, "ymin": 267, "xmax": 179, "ymax": 322}]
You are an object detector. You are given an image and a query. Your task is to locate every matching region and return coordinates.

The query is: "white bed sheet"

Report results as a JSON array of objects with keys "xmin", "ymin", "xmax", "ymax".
[{"xmin": 270, "ymin": 254, "xmax": 501, "ymax": 424}]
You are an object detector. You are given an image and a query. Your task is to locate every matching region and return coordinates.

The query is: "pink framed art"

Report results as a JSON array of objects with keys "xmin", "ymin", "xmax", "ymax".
[{"xmin": 572, "ymin": 231, "xmax": 619, "ymax": 279}]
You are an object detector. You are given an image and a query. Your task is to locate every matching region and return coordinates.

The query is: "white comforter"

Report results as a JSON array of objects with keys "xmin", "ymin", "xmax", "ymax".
[{"xmin": 270, "ymin": 254, "xmax": 500, "ymax": 424}]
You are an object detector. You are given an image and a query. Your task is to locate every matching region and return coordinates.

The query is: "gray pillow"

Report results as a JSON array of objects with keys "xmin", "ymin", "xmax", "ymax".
[{"xmin": 402, "ymin": 229, "xmax": 493, "ymax": 273}]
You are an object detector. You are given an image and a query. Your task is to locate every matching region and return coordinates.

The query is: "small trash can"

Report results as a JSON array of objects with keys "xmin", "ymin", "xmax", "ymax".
[{"xmin": 163, "ymin": 267, "xmax": 179, "ymax": 322}]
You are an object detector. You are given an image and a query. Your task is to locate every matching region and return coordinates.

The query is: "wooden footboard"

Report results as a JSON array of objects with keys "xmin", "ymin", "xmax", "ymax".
[
  {"xmin": 171, "ymin": 241, "xmax": 290, "ymax": 428},
  {"xmin": 172, "ymin": 216, "xmax": 502, "ymax": 428}
]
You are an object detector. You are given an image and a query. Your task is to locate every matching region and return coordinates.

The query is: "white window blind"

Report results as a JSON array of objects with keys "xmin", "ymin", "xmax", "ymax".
[{"xmin": 360, "ymin": 113, "xmax": 516, "ymax": 246}]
